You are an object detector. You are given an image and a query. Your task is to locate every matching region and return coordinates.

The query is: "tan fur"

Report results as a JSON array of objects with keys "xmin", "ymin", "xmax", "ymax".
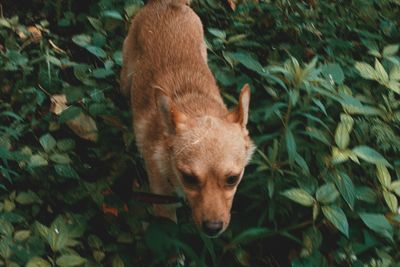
[{"xmin": 121, "ymin": 0, "xmax": 255, "ymax": 236}]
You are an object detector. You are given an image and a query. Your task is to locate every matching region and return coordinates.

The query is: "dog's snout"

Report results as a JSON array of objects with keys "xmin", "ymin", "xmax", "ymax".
[{"xmin": 202, "ymin": 220, "xmax": 223, "ymax": 237}]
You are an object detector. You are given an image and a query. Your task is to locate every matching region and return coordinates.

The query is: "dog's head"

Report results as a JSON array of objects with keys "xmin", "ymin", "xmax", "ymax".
[{"xmin": 156, "ymin": 84, "xmax": 255, "ymax": 237}]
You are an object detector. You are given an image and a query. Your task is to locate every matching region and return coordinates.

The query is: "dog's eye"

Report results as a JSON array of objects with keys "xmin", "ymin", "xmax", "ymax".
[
  {"xmin": 181, "ymin": 173, "xmax": 199, "ymax": 187},
  {"xmin": 226, "ymin": 175, "xmax": 239, "ymax": 186}
]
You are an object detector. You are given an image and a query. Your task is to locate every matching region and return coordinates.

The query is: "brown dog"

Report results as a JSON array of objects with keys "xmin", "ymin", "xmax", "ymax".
[{"xmin": 120, "ymin": 0, "xmax": 255, "ymax": 237}]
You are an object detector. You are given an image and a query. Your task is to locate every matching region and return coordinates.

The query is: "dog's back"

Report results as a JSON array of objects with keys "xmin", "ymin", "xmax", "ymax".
[{"xmin": 121, "ymin": 0, "xmax": 225, "ymax": 152}]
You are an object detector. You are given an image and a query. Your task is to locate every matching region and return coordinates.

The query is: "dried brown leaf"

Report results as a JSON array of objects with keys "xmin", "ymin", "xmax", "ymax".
[{"xmin": 50, "ymin": 94, "xmax": 98, "ymax": 142}]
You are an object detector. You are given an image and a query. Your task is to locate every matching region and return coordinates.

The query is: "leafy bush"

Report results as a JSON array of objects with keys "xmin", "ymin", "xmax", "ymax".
[{"xmin": 1, "ymin": 0, "xmax": 400, "ymax": 266}]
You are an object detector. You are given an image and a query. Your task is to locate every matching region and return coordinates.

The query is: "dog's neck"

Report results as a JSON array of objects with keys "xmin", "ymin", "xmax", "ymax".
[{"xmin": 155, "ymin": 67, "xmax": 228, "ymax": 118}]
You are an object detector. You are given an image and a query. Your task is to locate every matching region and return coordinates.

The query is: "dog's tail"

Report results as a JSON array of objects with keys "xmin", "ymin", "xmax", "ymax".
[{"xmin": 148, "ymin": 0, "xmax": 191, "ymax": 6}]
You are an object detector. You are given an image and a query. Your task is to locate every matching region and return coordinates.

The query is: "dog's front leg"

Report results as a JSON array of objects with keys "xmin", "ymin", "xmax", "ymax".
[{"xmin": 145, "ymin": 156, "xmax": 178, "ymax": 222}]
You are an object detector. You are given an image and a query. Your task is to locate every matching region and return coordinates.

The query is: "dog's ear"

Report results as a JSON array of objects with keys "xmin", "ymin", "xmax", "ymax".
[
  {"xmin": 154, "ymin": 86, "xmax": 187, "ymax": 134},
  {"xmin": 226, "ymin": 84, "xmax": 250, "ymax": 128}
]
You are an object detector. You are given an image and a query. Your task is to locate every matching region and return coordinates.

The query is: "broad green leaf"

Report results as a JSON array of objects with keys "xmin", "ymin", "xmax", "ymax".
[
  {"xmin": 294, "ymin": 153, "xmax": 310, "ymax": 175},
  {"xmin": 387, "ymin": 80, "xmax": 400, "ymax": 94},
  {"xmin": 339, "ymin": 92, "xmax": 382, "ymax": 116},
  {"xmin": 335, "ymin": 172, "xmax": 355, "ymax": 210},
  {"xmin": 356, "ymin": 186, "xmax": 377, "ymax": 203},
  {"xmin": 39, "ymin": 133, "xmax": 56, "ymax": 152},
  {"xmin": 86, "ymin": 46, "xmax": 107, "ymax": 58},
  {"xmin": 227, "ymin": 52, "xmax": 266, "ymax": 74},
  {"xmin": 374, "ymin": 59, "xmax": 389, "ymax": 83},
  {"xmin": 316, "ymin": 183, "xmax": 339, "ymax": 204},
  {"xmin": 72, "ymin": 34, "xmax": 91, "ymax": 47},
  {"xmin": 359, "ymin": 213, "xmax": 393, "ymax": 241},
  {"xmin": 87, "ymin": 17, "xmax": 103, "ymax": 32},
  {"xmin": 57, "ymin": 139, "xmax": 75, "ymax": 152},
  {"xmin": 14, "ymin": 230, "xmax": 31, "ymax": 242},
  {"xmin": 382, "ymin": 44, "xmax": 399, "ymax": 57},
  {"xmin": 112, "ymin": 255, "xmax": 125, "ymax": 267},
  {"xmin": 230, "ymin": 227, "xmax": 271, "ymax": 246},
  {"xmin": 282, "ymin": 188, "xmax": 315, "ymax": 206},
  {"xmin": 15, "ymin": 191, "xmax": 40, "ymax": 205},
  {"xmin": 376, "ymin": 164, "xmax": 391, "ymax": 188},
  {"xmin": 389, "ymin": 180, "xmax": 400, "ymax": 194},
  {"xmin": 390, "ymin": 65, "xmax": 400, "ymax": 81},
  {"xmin": 54, "ymin": 164, "xmax": 79, "ymax": 179},
  {"xmin": 383, "ymin": 191, "xmax": 398, "ymax": 213},
  {"xmin": 322, "ymin": 206, "xmax": 349, "ymax": 237},
  {"xmin": 102, "ymin": 10, "xmax": 123, "ymax": 20},
  {"xmin": 340, "ymin": 113, "xmax": 354, "ymax": 132},
  {"xmin": 56, "ymin": 254, "xmax": 86, "ymax": 267},
  {"xmin": 331, "ymin": 147, "xmax": 356, "ymax": 165},
  {"xmin": 335, "ymin": 123, "xmax": 350, "ymax": 149},
  {"xmin": 322, "ymin": 63, "xmax": 344, "ymax": 84},
  {"xmin": 35, "ymin": 222, "xmax": 49, "ymax": 239},
  {"xmin": 208, "ymin": 28, "xmax": 226, "ymax": 39},
  {"xmin": 49, "ymin": 153, "xmax": 71, "ymax": 164},
  {"xmin": 355, "ymin": 62, "xmax": 377, "ymax": 80},
  {"xmin": 352, "ymin": 146, "xmax": 390, "ymax": 166},
  {"xmin": 29, "ymin": 154, "xmax": 48, "ymax": 167},
  {"xmin": 26, "ymin": 257, "xmax": 51, "ymax": 267}
]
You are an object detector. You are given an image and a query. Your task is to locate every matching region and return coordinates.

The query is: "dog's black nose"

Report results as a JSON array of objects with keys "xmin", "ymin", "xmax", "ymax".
[{"xmin": 202, "ymin": 220, "xmax": 223, "ymax": 237}]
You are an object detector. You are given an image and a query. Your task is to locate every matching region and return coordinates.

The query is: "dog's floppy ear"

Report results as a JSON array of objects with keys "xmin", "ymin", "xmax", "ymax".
[
  {"xmin": 154, "ymin": 86, "xmax": 187, "ymax": 134},
  {"xmin": 226, "ymin": 84, "xmax": 250, "ymax": 128}
]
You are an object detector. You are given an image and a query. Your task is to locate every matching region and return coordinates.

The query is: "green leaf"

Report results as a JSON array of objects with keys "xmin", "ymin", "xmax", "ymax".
[
  {"xmin": 356, "ymin": 186, "xmax": 377, "ymax": 203},
  {"xmin": 230, "ymin": 227, "xmax": 271, "ymax": 246},
  {"xmin": 382, "ymin": 44, "xmax": 399, "ymax": 57},
  {"xmin": 321, "ymin": 206, "xmax": 349, "ymax": 237},
  {"xmin": 26, "ymin": 257, "xmax": 51, "ymax": 267},
  {"xmin": 376, "ymin": 164, "xmax": 391, "ymax": 188},
  {"xmin": 285, "ymin": 128, "xmax": 296, "ymax": 164},
  {"xmin": 355, "ymin": 62, "xmax": 377, "ymax": 80},
  {"xmin": 57, "ymin": 139, "xmax": 75, "ymax": 152},
  {"xmin": 29, "ymin": 154, "xmax": 48, "ymax": 167},
  {"xmin": 112, "ymin": 255, "xmax": 125, "ymax": 267},
  {"xmin": 316, "ymin": 183, "xmax": 339, "ymax": 204},
  {"xmin": 208, "ymin": 28, "xmax": 226, "ymax": 39},
  {"xmin": 87, "ymin": 17, "xmax": 103, "ymax": 32},
  {"xmin": 72, "ymin": 34, "xmax": 91, "ymax": 47},
  {"xmin": 331, "ymin": 147, "xmax": 350, "ymax": 164},
  {"xmin": 390, "ymin": 65, "xmax": 400, "ymax": 81},
  {"xmin": 282, "ymin": 188, "xmax": 315, "ymax": 206},
  {"xmin": 54, "ymin": 164, "xmax": 79, "ymax": 179},
  {"xmin": 383, "ymin": 191, "xmax": 398, "ymax": 213},
  {"xmin": 49, "ymin": 153, "xmax": 71, "ymax": 164},
  {"xmin": 322, "ymin": 63, "xmax": 344, "ymax": 84},
  {"xmin": 374, "ymin": 59, "xmax": 389, "ymax": 83},
  {"xmin": 56, "ymin": 254, "xmax": 86, "ymax": 267},
  {"xmin": 335, "ymin": 123, "xmax": 350, "ymax": 149},
  {"xmin": 86, "ymin": 46, "xmax": 107, "ymax": 58},
  {"xmin": 352, "ymin": 146, "xmax": 390, "ymax": 166},
  {"xmin": 335, "ymin": 172, "xmax": 355, "ymax": 210},
  {"xmin": 59, "ymin": 107, "xmax": 82, "ymax": 123},
  {"xmin": 15, "ymin": 191, "xmax": 40, "ymax": 205},
  {"xmin": 102, "ymin": 10, "xmax": 123, "ymax": 20},
  {"xmin": 359, "ymin": 213, "xmax": 393, "ymax": 241},
  {"xmin": 14, "ymin": 230, "xmax": 31, "ymax": 242},
  {"xmin": 389, "ymin": 180, "xmax": 400, "ymax": 194},
  {"xmin": 39, "ymin": 134, "xmax": 56, "ymax": 152},
  {"xmin": 227, "ymin": 52, "xmax": 266, "ymax": 74}
]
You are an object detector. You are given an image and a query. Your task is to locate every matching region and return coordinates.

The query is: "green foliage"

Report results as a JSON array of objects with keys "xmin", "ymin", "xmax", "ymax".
[{"xmin": 1, "ymin": 0, "xmax": 400, "ymax": 266}]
